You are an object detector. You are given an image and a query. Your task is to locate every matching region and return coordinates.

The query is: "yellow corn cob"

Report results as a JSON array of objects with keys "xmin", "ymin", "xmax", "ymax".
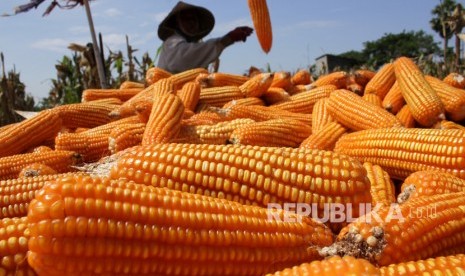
[
  {"xmin": 398, "ymin": 170, "xmax": 465, "ymax": 204},
  {"xmin": 222, "ymin": 97, "xmax": 265, "ymax": 109},
  {"xmin": 433, "ymin": 119, "xmax": 465, "ymax": 130},
  {"xmin": 229, "ymin": 118, "xmax": 312, "ymax": 147},
  {"xmin": 299, "ymin": 121, "xmax": 346, "ymax": 151},
  {"xmin": 239, "ymin": 72, "xmax": 274, "ymax": 98},
  {"xmin": 17, "ymin": 163, "xmax": 57, "ymax": 178},
  {"xmin": 362, "ymin": 93, "xmax": 382, "ymax": 107},
  {"xmin": 225, "ymin": 104, "xmax": 312, "ymax": 125},
  {"xmin": 81, "ymin": 88, "xmax": 142, "ymax": 102},
  {"xmin": 267, "ymin": 255, "xmax": 380, "ymax": 276},
  {"xmin": 334, "ymin": 128, "xmax": 465, "ymax": 180},
  {"xmin": 176, "ymin": 81, "xmax": 201, "ymax": 111},
  {"xmin": 167, "ymin": 68, "xmax": 208, "ymax": 90},
  {"xmin": 395, "ymin": 104, "xmax": 416, "ymax": 128},
  {"xmin": 109, "ymin": 143, "xmax": 372, "ymax": 228},
  {"xmin": 394, "ymin": 56, "xmax": 445, "ymax": 126},
  {"xmin": 108, "ymin": 123, "xmax": 145, "ymax": 154},
  {"xmin": 173, "ymin": 118, "xmax": 256, "ymax": 144},
  {"xmin": 145, "ymin": 66, "xmax": 172, "ymax": 86},
  {"xmin": 291, "ymin": 69, "xmax": 312, "ymax": 86},
  {"xmin": 363, "ymin": 162, "xmax": 396, "ymax": 207},
  {"xmin": 270, "ymin": 71, "xmax": 292, "ymax": 89},
  {"xmin": 27, "ymin": 174, "xmax": 334, "ymax": 276},
  {"xmin": 0, "ymin": 110, "xmax": 62, "ymax": 158},
  {"xmin": 443, "ymin": 72, "xmax": 465, "ymax": 89},
  {"xmin": 0, "ymin": 217, "xmax": 35, "ymax": 275},
  {"xmin": 379, "ymin": 254, "xmax": 465, "ymax": 275},
  {"xmin": 353, "ymin": 69, "xmax": 376, "ymax": 87},
  {"xmin": 52, "ymin": 101, "xmax": 117, "ymax": 129},
  {"xmin": 270, "ymin": 84, "xmax": 337, "ymax": 114},
  {"xmin": 327, "ymin": 89, "xmax": 403, "ymax": 131},
  {"xmin": 0, "ymin": 150, "xmax": 81, "ymax": 180},
  {"xmin": 311, "ymin": 98, "xmax": 335, "ymax": 133},
  {"xmin": 308, "ymin": 71, "xmax": 349, "ymax": 89},
  {"xmin": 326, "ymin": 192, "xmax": 465, "ymax": 266},
  {"xmin": 261, "ymin": 87, "xmax": 290, "ymax": 105},
  {"xmin": 0, "ymin": 172, "xmax": 85, "ymax": 219},
  {"xmin": 142, "ymin": 93, "xmax": 184, "ymax": 145},
  {"xmin": 425, "ymin": 75, "xmax": 465, "ymax": 121},
  {"xmin": 198, "ymin": 86, "xmax": 245, "ymax": 108},
  {"xmin": 363, "ymin": 62, "xmax": 396, "ymax": 99},
  {"xmin": 119, "ymin": 80, "xmax": 145, "ymax": 89},
  {"xmin": 382, "ymin": 81, "xmax": 405, "ymax": 114},
  {"xmin": 182, "ymin": 109, "xmax": 228, "ymax": 126},
  {"xmin": 84, "ymin": 97, "xmax": 123, "ymax": 106},
  {"xmin": 247, "ymin": 0, "xmax": 273, "ymax": 53},
  {"xmin": 201, "ymin": 72, "xmax": 249, "ymax": 87}
]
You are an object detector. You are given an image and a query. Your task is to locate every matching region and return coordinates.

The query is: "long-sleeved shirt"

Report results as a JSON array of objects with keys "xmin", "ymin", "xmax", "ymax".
[{"xmin": 157, "ymin": 33, "xmax": 229, "ymax": 73}]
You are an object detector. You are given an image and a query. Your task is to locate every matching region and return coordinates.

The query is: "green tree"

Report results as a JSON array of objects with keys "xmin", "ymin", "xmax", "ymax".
[
  {"xmin": 362, "ymin": 30, "xmax": 440, "ymax": 68},
  {"xmin": 430, "ymin": 0, "xmax": 457, "ymax": 64}
]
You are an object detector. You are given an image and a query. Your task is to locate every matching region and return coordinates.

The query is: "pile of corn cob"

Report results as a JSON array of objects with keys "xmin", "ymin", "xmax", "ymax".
[{"xmin": 1, "ymin": 55, "xmax": 465, "ymax": 275}]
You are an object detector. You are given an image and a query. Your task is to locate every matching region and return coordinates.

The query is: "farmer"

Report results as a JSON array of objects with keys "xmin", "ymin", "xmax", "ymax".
[{"xmin": 157, "ymin": 1, "xmax": 253, "ymax": 73}]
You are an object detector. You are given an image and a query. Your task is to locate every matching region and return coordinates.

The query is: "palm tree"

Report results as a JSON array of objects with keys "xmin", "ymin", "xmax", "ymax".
[
  {"xmin": 445, "ymin": 3, "xmax": 465, "ymax": 70},
  {"xmin": 430, "ymin": 0, "xmax": 456, "ymax": 64}
]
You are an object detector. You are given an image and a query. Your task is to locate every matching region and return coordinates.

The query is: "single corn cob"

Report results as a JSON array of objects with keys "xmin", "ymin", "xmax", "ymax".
[
  {"xmin": 0, "ymin": 217, "xmax": 35, "ymax": 276},
  {"xmin": 247, "ymin": 0, "xmax": 272, "ymax": 53},
  {"xmin": 311, "ymin": 98, "xmax": 335, "ymax": 133},
  {"xmin": 108, "ymin": 123, "xmax": 145, "ymax": 154},
  {"xmin": 238, "ymin": 72, "xmax": 274, "ymax": 98},
  {"xmin": 291, "ymin": 69, "xmax": 312, "ymax": 86},
  {"xmin": 167, "ymin": 68, "xmax": 208, "ymax": 90},
  {"xmin": 0, "ymin": 172, "xmax": 85, "ymax": 219},
  {"xmin": 201, "ymin": 72, "xmax": 249, "ymax": 87},
  {"xmin": 327, "ymin": 89, "xmax": 403, "ymax": 131},
  {"xmin": 198, "ymin": 86, "xmax": 245, "ymax": 107},
  {"xmin": 270, "ymin": 71, "xmax": 292, "ymax": 89},
  {"xmin": 433, "ymin": 119, "xmax": 465, "ymax": 130},
  {"xmin": 142, "ymin": 93, "xmax": 184, "ymax": 145},
  {"xmin": 363, "ymin": 162, "xmax": 396, "ymax": 206},
  {"xmin": 119, "ymin": 80, "xmax": 145, "ymax": 89},
  {"xmin": 270, "ymin": 84, "xmax": 336, "ymax": 114},
  {"xmin": 108, "ymin": 83, "xmax": 160, "ymax": 119},
  {"xmin": 261, "ymin": 87, "xmax": 290, "ymax": 105},
  {"xmin": 83, "ymin": 97, "xmax": 123, "ymax": 106},
  {"xmin": 145, "ymin": 66, "xmax": 172, "ymax": 86},
  {"xmin": 325, "ymin": 192, "xmax": 465, "ymax": 266},
  {"xmin": 0, "ymin": 150, "xmax": 81, "ymax": 180},
  {"xmin": 379, "ymin": 254, "xmax": 465, "ymax": 275},
  {"xmin": 27, "ymin": 174, "xmax": 334, "ymax": 276},
  {"xmin": 308, "ymin": 71, "xmax": 349, "ymax": 89},
  {"xmin": 443, "ymin": 72, "xmax": 465, "ymax": 89},
  {"xmin": 425, "ymin": 75, "xmax": 465, "ymax": 121},
  {"xmin": 222, "ymin": 97, "xmax": 265, "ymax": 109},
  {"xmin": 395, "ymin": 104, "xmax": 416, "ymax": 128},
  {"xmin": 18, "ymin": 163, "xmax": 57, "ymax": 178},
  {"xmin": 225, "ymin": 104, "xmax": 312, "ymax": 126},
  {"xmin": 334, "ymin": 128, "xmax": 465, "ymax": 180},
  {"xmin": 81, "ymin": 88, "xmax": 142, "ymax": 102},
  {"xmin": 267, "ymin": 255, "xmax": 380, "ymax": 276},
  {"xmin": 229, "ymin": 118, "xmax": 312, "ymax": 147},
  {"xmin": 363, "ymin": 62, "xmax": 396, "ymax": 99},
  {"xmin": 394, "ymin": 56, "xmax": 445, "ymax": 126},
  {"xmin": 299, "ymin": 121, "xmax": 346, "ymax": 151},
  {"xmin": 182, "ymin": 109, "xmax": 229, "ymax": 126},
  {"xmin": 353, "ymin": 69, "xmax": 376, "ymax": 87},
  {"xmin": 173, "ymin": 118, "xmax": 256, "ymax": 144},
  {"xmin": 176, "ymin": 81, "xmax": 201, "ymax": 111},
  {"xmin": 362, "ymin": 93, "xmax": 383, "ymax": 107},
  {"xmin": 55, "ymin": 116, "xmax": 141, "ymax": 162},
  {"xmin": 0, "ymin": 110, "xmax": 62, "ymax": 158},
  {"xmin": 52, "ymin": 101, "xmax": 116, "ymax": 129},
  {"xmin": 109, "ymin": 143, "xmax": 372, "ymax": 225},
  {"xmin": 382, "ymin": 81, "xmax": 405, "ymax": 114},
  {"xmin": 398, "ymin": 170, "xmax": 465, "ymax": 204}
]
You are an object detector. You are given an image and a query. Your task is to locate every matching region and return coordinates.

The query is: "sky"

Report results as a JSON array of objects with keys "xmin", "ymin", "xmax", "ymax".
[{"xmin": 0, "ymin": 0, "xmax": 447, "ymax": 102}]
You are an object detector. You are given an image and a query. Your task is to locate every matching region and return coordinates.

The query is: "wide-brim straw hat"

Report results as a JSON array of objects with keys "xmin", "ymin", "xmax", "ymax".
[{"xmin": 158, "ymin": 1, "xmax": 215, "ymax": 41}]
